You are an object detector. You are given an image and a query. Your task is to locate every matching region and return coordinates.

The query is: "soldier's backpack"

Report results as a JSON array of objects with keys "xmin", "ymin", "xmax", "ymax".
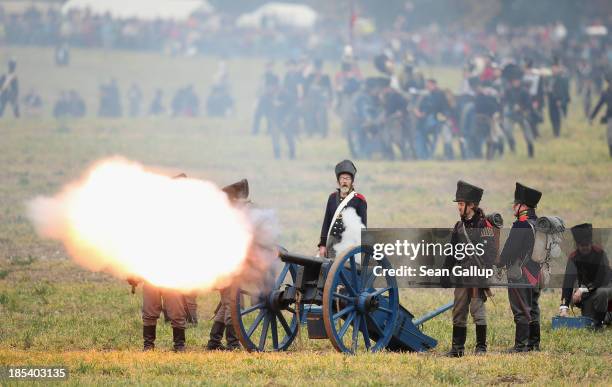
[{"xmin": 528, "ymin": 216, "xmax": 565, "ymax": 286}]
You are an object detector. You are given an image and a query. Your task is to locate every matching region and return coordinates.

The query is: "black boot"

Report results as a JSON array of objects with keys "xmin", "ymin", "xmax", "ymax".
[
  {"xmin": 505, "ymin": 323, "xmax": 529, "ymax": 353},
  {"xmin": 172, "ymin": 327, "xmax": 186, "ymax": 352},
  {"xmin": 527, "ymin": 323, "xmax": 540, "ymax": 351},
  {"xmin": 446, "ymin": 326, "xmax": 466, "ymax": 357},
  {"xmin": 475, "ymin": 325, "xmax": 487, "ymax": 355},
  {"xmin": 591, "ymin": 312, "xmax": 606, "ymax": 330},
  {"xmin": 225, "ymin": 322, "xmax": 242, "ymax": 351},
  {"xmin": 143, "ymin": 325, "xmax": 156, "ymax": 351},
  {"xmin": 527, "ymin": 143, "xmax": 534, "ymax": 158},
  {"xmin": 205, "ymin": 321, "xmax": 226, "ymax": 350}
]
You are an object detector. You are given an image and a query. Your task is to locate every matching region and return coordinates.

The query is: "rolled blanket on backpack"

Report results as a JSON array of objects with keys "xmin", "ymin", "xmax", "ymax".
[
  {"xmin": 535, "ymin": 216, "xmax": 565, "ymax": 234},
  {"xmin": 486, "ymin": 212, "xmax": 504, "ymax": 229}
]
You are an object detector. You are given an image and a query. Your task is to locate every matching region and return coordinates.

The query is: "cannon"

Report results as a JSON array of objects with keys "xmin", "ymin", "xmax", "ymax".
[{"xmin": 230, "ymin": 245, "xmax": 453, "ymax": 354}]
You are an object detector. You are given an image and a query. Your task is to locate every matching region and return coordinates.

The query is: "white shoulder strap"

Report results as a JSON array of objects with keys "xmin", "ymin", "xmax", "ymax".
[{"xmin": 326, "ymin": 191, "xmax": 356, "ymax": 242}]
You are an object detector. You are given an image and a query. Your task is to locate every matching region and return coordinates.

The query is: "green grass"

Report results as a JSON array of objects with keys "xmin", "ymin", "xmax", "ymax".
[{"xmin": 0, "ymin": 46, "xmax": 611, "ymax": 385}]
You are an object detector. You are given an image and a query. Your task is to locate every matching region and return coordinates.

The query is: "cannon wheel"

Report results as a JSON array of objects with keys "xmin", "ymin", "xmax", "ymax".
[
  {"xmin": 230, "ymin": 262, "xmax": 301, "ymax": 352},
  {"xmin": 322, "ymin": 245, "xmax": 399, "ymax": 353}
]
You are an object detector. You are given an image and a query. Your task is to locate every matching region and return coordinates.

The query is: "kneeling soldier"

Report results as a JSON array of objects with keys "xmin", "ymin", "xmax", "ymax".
[
  {"xmin": 445, "ymin": 180, "xmax": 496, "ymax": 357},
  {"xmin": 560, "ymin": 223, "xmax": 611, "ymax": 329}
]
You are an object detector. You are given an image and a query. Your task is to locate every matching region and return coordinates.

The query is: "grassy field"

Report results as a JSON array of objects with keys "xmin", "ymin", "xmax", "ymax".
[{"xmin": 0, "ymin": 46, "xmax": 611, "ymax": 385}]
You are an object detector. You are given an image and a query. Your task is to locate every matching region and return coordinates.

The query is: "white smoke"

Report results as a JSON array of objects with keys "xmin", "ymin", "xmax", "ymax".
[{"xmin": 26, "ymin": 157, "xmax": 278, "ymax": 291}]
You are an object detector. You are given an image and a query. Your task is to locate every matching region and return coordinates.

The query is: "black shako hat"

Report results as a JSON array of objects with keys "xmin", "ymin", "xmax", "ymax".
[
  {"xmin": 222, "ymin": 179, "xmax": 249, "ymax": 201},
  {"xmin": 335, "ymin": 160, "xmax": 357, "ymax": 180},
  {"xmin": 571, "ymin": 223, "xmax": 593, "ymax": 245},
  {"xmin": 454, "ymin": 180, "xmax": 483, "ymax": 203},
  {"xmin": 514, "ymin": 182, "xmax": 541, "ymax": 208}
]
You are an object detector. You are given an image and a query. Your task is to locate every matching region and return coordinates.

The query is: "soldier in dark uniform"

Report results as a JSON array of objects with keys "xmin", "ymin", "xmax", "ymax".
[
  {"xmin": 304, "ymin": 58, "xmax": 332, "ymax": 137},
  {"xmin": 318, "ymin": 160, "xmax": 367, "ymax": 258},
  {"xmin": 502, "ymin": 79, "xmax": 535, "ymax": 158},
  {"xmin": 205, "ymin": 179, "xmax": 249, "ymax": 350},
  {"xmin": 589, "ymin": 75, "xmax": 612, "ymax": 158},
  {"xmin": 499, "ymin": 183, "xmax": 543, "ymax": 353},
  {"xmin": 522, "ymin": 59, "xmax": 544, "ymax": 139},
  {"xmin": 0, "ymin": 59, "xmax": 19, "ymax": 118},
  {"xmin": 380, "ymin": 77, "xmax": 410, "ymax": 159},
  {"xmin": 547, "ymin": 61, "xmax": 571, "ymax": 137},
  {"xmin": 414, "ymin": 79, "xmax": 451, "ymax": 159},
  {"xmin": 445, "ymin": 181, "xmax": 496, "ymax": 357},
  {"xmin": 472, "ymin": 78, "xmax": 501, "ymax": 159},
  {"xmin": 252, "ymin": 61, "xmax": 279, "ymax": 135},
  {"xmin": 560, "ymin": 223, "xmax": 611, "ymax": 329},
  {"xmin": 149, "ymin": 89, "xmax": 165, "ymax": 116},
  {"xmin": 270, "ymin": 60, "xmax": 304, "ymax": 159},
  {"xmin": 349, "ymin": 77, "xmax": 384, "ymax": 158}
]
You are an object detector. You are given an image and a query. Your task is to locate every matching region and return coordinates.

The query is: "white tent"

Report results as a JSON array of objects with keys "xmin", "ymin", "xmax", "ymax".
[
  {"xmin": 62, "ymin": 0, "xmax": 214, "ymax": 21},
  {"xmin": 236, "ymin": 2, "xmax": 317, "ymax": 29}
]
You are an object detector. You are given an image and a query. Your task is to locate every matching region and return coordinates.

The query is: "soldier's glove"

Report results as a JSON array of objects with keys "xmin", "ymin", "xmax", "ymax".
[{"xmin": 559, "ymin": 305, "xmax": 569, "ymax": 317}]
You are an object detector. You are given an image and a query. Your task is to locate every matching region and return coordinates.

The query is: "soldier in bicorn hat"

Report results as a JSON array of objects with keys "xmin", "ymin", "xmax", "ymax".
[
  {"xmin": 500, "ymin": 182, "xmax": 543, "ymax": 352},
  {"xmin": 445, "ymin": 181, "xmax": 496, "ymax": 357},
  {"xmin": 560, "ymin": 223, "xmax": 611, "ymax": 329},
  {"xmin": 205, "ymin": 179, "xmax": 250, "ymax": 350},
  {"xmin": 318, "ymin": 160, "xmax": 367, "ymax": 258}
]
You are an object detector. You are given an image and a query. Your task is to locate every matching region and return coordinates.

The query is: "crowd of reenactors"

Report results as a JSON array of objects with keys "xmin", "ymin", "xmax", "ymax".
[
  {"xmin": 251, "ymin": 57, "xmax": 334, "ymax": 159},
  {"xmin": 251, "ymin": 46, "xmax": 612, "ymax": 161}
]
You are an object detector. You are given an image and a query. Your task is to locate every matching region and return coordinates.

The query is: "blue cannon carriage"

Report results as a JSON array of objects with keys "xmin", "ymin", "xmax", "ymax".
[{"xmin": 230, "ymin": 245, "xmax": 453, "ymax": 354}]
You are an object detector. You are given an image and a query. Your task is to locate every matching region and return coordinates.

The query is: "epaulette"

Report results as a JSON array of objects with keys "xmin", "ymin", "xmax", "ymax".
[
  {"xmin": 355, "ymin": 193, "xmax": 366, "ymax": 203},
  {"xmin": 481, "ymin": 220, "xmax": 494, "ymax": 237},
  {"xmin": 592, "ymin": 244, "xmax": 603, "ymax": 253},
  {"xmin": 568, "ymin": 250, "xmax": 577, "ymax": 260}
]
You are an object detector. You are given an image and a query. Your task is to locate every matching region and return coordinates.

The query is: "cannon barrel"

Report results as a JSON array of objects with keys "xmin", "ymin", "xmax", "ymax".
[{"xmin": 279, "ymin": 250, "xmax": 326, "ymax": 267}]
